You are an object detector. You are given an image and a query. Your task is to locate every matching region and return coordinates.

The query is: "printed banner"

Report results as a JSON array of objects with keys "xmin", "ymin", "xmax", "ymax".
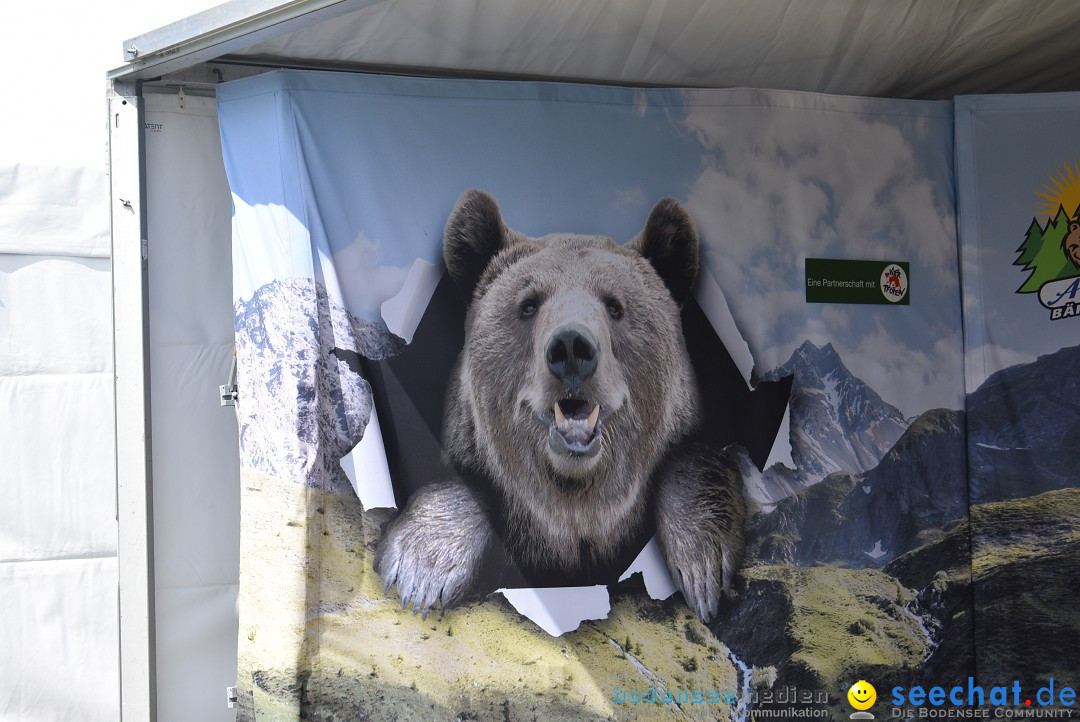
[
  {"xmin": 955, "ymin": 94, "xmax": 1080, "ymax": 700},
  {"xmin": 218, "ymin": 71, "xmax": 971, "ymax": 720}
]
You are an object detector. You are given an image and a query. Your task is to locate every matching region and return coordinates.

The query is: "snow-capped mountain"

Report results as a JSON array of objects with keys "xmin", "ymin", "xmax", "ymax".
[
  {"xmin": 234, "ymin": 277, "xmax": 405, "ymax": 492},
  {"xmin": 748, "ymin": 407, "xmax": 967, "ymax": 567},
  {"xmin": 753, "ymin": 341, "xmax": 909, "ymax": 502}
]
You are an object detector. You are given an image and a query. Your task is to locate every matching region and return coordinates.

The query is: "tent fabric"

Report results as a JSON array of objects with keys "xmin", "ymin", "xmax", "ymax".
[
  {"xmin": 218, "ymin": 70, "xmax": 973, "ymax": 719},
  {"xmin": 0, "ymin": 250, "xmax": 117, "ymax": 722},
  {"xmin": 955, "ymin": 94, "xmax": 1080, "ymax": 684},
  {"xmin": 226, "ymin": 0, "xmax": 1080, "ymax": 99},
  {"xmin": 143, "ymin": 90, "xmax": 240, "ymax": 722},
  {"xmin": 0, "ymin": 166, "xmax": 110, "ymax": 258},
  {"xmin": 0, "ymin": 558, "xmax": 120, "ymax": 722},
  {"xmin": 0, "ymin": 3, "xmax": 228, "ymax": 719},
  {"xmin": 0, "ymin": 179, "xmax": 116, "ymax": 721}
]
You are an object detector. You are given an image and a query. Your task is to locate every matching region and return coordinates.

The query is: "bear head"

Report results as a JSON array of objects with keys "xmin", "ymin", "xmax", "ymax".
[
  {"xmin": 441, "ymin": 190, "xmax": 702, "ymax": 570},
  {"xmin": 1064, "ymin": 220, "xmax": 1080, "ymax": 268}
]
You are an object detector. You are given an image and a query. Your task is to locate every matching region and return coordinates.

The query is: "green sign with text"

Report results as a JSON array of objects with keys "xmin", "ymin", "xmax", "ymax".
[{"xmin": 805, "ymin": 259, "xmax": 910, "ymax": 305}]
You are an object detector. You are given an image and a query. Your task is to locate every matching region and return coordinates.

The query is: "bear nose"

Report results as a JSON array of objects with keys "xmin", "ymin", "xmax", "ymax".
[{"xmin": 545, "ymin": 325, "xmax": 599, "ymax": 384}]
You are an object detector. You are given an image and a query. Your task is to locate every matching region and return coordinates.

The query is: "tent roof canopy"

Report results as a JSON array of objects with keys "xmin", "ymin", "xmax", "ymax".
[{"xmin": 113, "ymin": 0, "xmax": 1080, "ymax": 99}]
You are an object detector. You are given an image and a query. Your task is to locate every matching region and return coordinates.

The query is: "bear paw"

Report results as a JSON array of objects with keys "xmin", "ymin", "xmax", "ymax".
[
  {"xmin": 655, "ymin": 444, "xmax": 747, "ymax": 623},
  {"xmin": 661, "ymin": 530, "xmax": 739, "ymax": 623},
  {"xmin": 374, "ymin": 481, "xmax": 492, "ymax": 619}
]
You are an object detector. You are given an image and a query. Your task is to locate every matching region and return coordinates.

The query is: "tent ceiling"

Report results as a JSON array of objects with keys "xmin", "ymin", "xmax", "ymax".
[{"xmin": 122, "ymin": 0, "xmax": 1080, "ymax": 99}]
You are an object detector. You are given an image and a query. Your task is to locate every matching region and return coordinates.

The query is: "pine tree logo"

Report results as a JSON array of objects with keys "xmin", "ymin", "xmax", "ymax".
[{"xmin": 1015, "ymin": 162, "xmax": 1080, "ymax": 320}]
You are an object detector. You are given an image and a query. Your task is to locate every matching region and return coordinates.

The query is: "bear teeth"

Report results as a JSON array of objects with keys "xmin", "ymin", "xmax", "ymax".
[
  {"xmin": 553, "ymin": 401, "xmax": 600, "ymax": 433},
  {"xmin": 554, "ymin": 402, "xmax": 567, "ymax": 428}
]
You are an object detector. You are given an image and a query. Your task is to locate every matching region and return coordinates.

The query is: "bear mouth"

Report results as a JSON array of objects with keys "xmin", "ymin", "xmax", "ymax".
[{"xmin": 548, "ymin": 398, "xmax": 602, "ymax": 458}]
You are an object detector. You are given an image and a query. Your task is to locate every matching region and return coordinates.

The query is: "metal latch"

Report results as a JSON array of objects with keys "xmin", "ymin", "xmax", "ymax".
[{"xmin": 226, "ymin": 686, "xmax": 238, "ymax": 709}]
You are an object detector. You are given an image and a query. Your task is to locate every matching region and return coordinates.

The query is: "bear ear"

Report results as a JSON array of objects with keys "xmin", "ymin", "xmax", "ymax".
[
  {"xmin": 630, "ymin": 198, "xmax": 700, "ymax": 305},
  {"xmin": 444, "ymin": 189, "xmax": 510, "ymax": 299}
]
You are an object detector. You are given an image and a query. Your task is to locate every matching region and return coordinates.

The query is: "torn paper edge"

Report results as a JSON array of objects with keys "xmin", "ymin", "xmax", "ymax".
[
  {"xmin": 341, "ymin": 256, "xmax": 442, "ymax": 510},
  {"xmin": 497, "ymin": 586, "xmax": 611, "ymax": 636},
  {"xmin": 381, "ymin": 257, "xmax": 442, "ymax": 343},
  {"xmin": 341, "ymin": 404, "xmax": 397, "ymax": 510},
  {"xmin": 694, "ymin": 263, "xmax": 754, "ymax": 389},
  {"xmin": 763, "ymin": 402, "xmax": 794, "ymax": 470},
  {"xmin": 617, "ymin": 536, "xmax": 677, "ymax": 600}
]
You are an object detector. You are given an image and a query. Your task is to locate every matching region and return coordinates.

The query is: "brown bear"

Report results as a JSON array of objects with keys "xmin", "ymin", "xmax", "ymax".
[
  {"xmin": 1064, "ymin": 221, "xmax": 1080, "ymax": 268},
  {"xmin": 374, "ymin": 190, "xmax": 746, "ymax": 624}
]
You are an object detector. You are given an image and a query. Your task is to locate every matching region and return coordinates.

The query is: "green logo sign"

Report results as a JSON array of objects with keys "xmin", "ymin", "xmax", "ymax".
[{"xmin": 805, "ymin": 259, "xmax": 910, "ymax": 305}]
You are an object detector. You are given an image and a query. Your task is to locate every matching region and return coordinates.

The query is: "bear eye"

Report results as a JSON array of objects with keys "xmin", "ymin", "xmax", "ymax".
[
  {"xmin": 605, "ymin": 297, "xmax": 624, "ymax": 320},
  {"xmin": 519, "ymin": 298, "xmax": 539, "ymax": 320}
]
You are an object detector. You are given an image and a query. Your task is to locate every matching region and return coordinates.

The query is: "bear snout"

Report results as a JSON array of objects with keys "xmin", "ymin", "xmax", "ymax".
[{"xmin": 545, "ymin": 324, "xmax": 599, "ymax": 387}]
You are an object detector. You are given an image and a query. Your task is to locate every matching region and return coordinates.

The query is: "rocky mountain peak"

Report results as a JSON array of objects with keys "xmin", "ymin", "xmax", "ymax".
[{"xmin": 754, "ymin": 340, "xmax": 910, "ymax": 502}]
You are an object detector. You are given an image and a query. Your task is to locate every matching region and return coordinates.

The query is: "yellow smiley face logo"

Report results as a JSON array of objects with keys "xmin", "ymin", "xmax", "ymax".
[{"xmin": 847, "ymin": 680, "xmax": 876, "ymax": 710}]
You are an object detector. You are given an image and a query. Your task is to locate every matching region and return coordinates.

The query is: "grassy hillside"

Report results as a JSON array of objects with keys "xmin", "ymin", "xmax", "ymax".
[
  {"xmin": 235, "ymin": 469, "xmax": 740, "ymax": 721},
  {"xmin": 712, "ymin": 565, "xmax": 931, "ymax": 717},
  {"xmin": 969, "ymin": 487, "xmax": 1080, "ymax": 689}
]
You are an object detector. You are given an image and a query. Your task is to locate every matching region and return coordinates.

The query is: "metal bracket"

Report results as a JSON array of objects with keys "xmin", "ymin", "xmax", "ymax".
[
  {"xmin": 219, "ymin": 383, "xmax": 239, "ymax": 407},
  {"xmin": 220, "ymin": 349, "xmax": 238, "ymax": 407},
  {"xmin": 226, "ymin": 686, "xmax": 238, "ymax": 709}
]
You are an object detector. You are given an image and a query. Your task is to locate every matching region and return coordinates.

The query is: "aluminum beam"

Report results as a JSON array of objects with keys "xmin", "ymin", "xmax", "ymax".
[
  {"xmin": 110, "ymin": 0, "xmax": 382, "ymax": 81},
  {"xmin": 108, "ymin": 81, "xmax": 157, "ymax": 722}
]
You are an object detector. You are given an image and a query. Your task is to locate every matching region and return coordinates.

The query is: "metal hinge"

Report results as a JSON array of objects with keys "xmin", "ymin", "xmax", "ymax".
[{"xmin": 226, "ymin": 685, "xmax": 238, "ymax": 708}]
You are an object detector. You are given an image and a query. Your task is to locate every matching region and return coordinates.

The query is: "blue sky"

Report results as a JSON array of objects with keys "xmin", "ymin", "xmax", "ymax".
[{"xmin": 220, "ymin": 72, "xmax": 967, "ymax": 418}]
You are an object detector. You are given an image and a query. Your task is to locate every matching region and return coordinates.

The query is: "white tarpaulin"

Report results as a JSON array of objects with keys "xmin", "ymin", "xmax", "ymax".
[{"xmin": 143, "ymin": 90, "xmax": 240, "ymax": 722}]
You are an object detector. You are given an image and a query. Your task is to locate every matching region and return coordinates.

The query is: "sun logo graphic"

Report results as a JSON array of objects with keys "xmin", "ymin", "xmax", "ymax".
[{"xmin": 1016, "ymin": 160, "xmax": 1080, "ymax": 320}]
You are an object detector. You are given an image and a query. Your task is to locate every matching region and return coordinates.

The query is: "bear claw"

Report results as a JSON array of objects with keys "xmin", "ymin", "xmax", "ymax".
[{"xmin": 374, "ymin": 481, "xmax": 493, "ymax": 618}]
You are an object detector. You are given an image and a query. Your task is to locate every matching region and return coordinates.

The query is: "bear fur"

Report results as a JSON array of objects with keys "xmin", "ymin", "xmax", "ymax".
[{"xmin": 375, "ymin": 190, "xmax": 746, "ymax": 623}]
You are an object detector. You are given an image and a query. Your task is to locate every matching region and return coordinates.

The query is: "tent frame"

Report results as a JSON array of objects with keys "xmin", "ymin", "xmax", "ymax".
[
  {"xmin": 107, "ymin": 3, "xmax": 375, "ymax": 719},
  {"xmin": 108, "ymin": 78, "xmax": 157, "ymax": 722}
]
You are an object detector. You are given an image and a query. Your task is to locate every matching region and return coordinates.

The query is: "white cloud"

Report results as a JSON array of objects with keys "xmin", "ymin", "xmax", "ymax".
[
  {"xmin": 820, "ymin": 305, "xmax": 853, "ymax": 332},
  {"xmin": 846, "ymin": 325, "xmax": 964, "ymax": 417},
  {"xmin": 761, "ymin": 319, "xmax": 965, "ymax": 418},
  {"xmin": 612, "ymin": 187, "xmax": 647, "ymax": 212},
  {"xmin": 330, "ymin": 231, "xmax": 411, "ymax": 321},
  {"xmin": 679, "ymin": 93, "xmax": 962, "ymax": 417},
  {"xmin": 683, "ymin": 95, "xmax": 956, "ymax": 284}
]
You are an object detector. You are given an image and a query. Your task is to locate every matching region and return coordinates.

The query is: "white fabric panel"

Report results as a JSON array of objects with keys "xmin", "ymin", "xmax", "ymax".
[
  {"xmin": 0, "ymin": 5, "xmax": 226, "ymax": 722},
  {"xmin": 0, "ymin": 255, "xmax": 112, "ymax": 376},
  {"xmin": 0, "ymin": 165, "xmax": 110, "ymax": 258},
  {"xmin": 0, "ymin": 374, "xmax": 115, "ymax": 562},
  {"xmin": 149, "ymin": 343, "xmax": 240, "ymax": 589},
  {"xmin": 0, "ymin": 557, "xmax": 119, "ymax": 721},
  {"xmin": 144, "ymin": 90, "xmax": 240, "ymax": 719},
  {"xmin": 154, "ymin": 584, "xmax": 240, "ymax": 722},
  {"xmin": 146, "ymin": 96, "xmax": 237, "ymax": 348},
  {"xmin": 231, "ymin": 0, "xmax": 1080, "ymax": 99}
]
